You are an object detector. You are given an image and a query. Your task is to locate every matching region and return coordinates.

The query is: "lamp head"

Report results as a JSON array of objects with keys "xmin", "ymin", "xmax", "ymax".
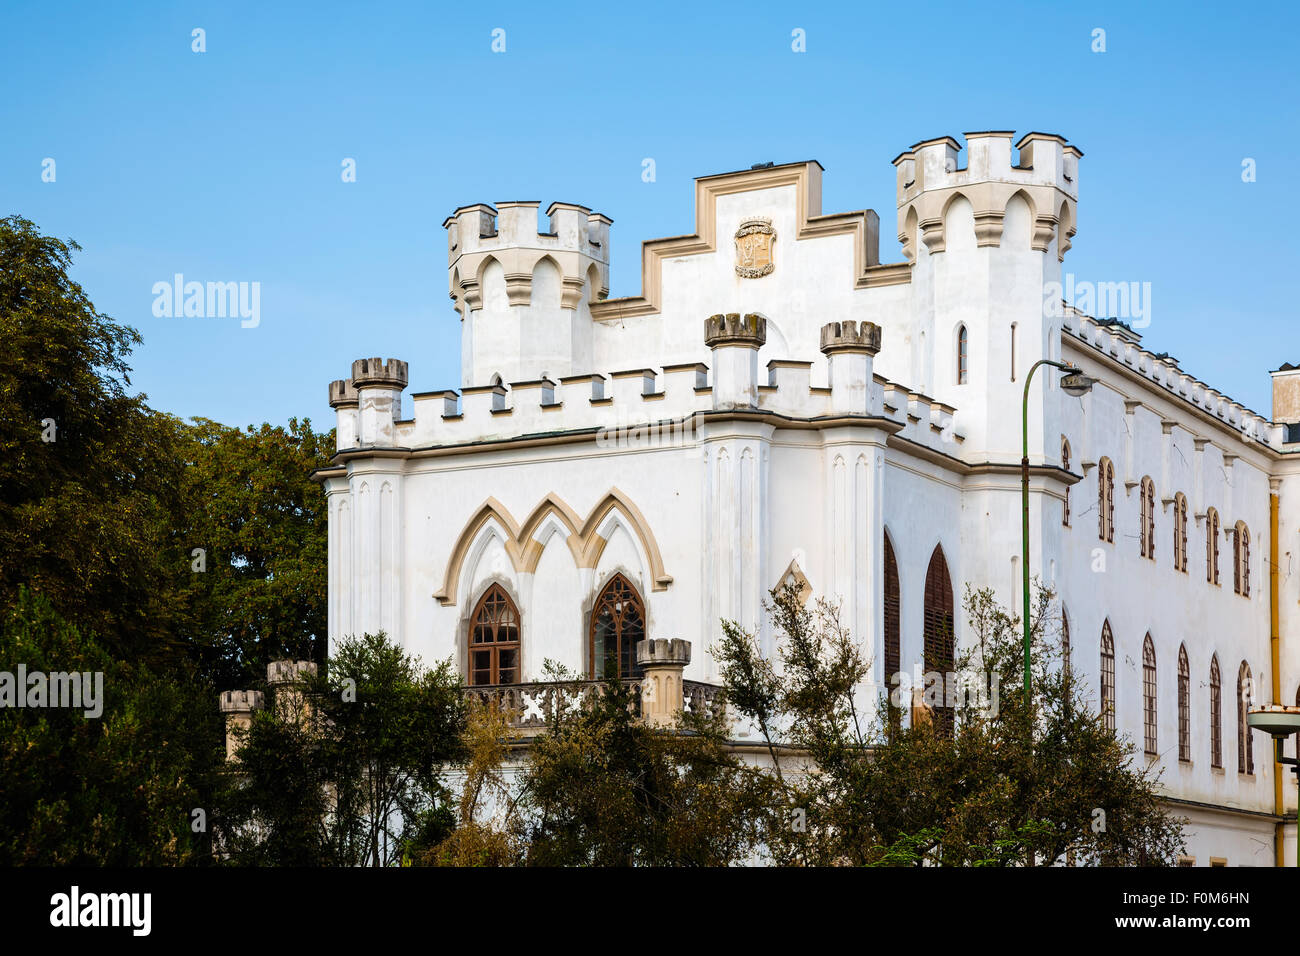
[
  {"xmin": 1247, "ymin": 706, "xmax": 1300, "ymax": 739},
  {"xmin": 1060, "ymin": 372, "xmax": 1096, "ymax": 397}
]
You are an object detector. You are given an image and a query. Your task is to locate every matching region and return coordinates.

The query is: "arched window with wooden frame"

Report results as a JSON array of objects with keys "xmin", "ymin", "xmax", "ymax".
[
  {"xmin": 589, "ymin": 574, "xmax": 646, "ymax": 681},
  {"xmin": 1100, "ymin": 621, "xmax": 1116, "ymax": 732},
  {"xmin": 1237, "ymin": 661, "xmax": 1254, "ymax": 774},
  {"xmin": 1142, "ymin": 634, "xmax": 1157, "ymax": 755},
  {"xmin": 468, "ymin": 584, "xmax": 521, "ymax": 686},
  {"xmin": 1061, "ymin": 439, "xmax": 1072, "ymax": 527},
  {"xmin": 1098, "ymin": 458, "xmax": 1115, "ymax": 543},
  {"xmin": 883, "ymin": 532, "xmax": 902, "ymax": 730},
  {"xmin": 1173, "ymin": 493, "xmax": 1188, "ymax": 573},
  {"xmin": 923, "ymin": 544, "xmax": 955, "ymax": 737},
  {"xmin": 1206, "ymin": 508, "xmax": 1220, "ymax": 585},
  {"xmin": 1233, "ymin": 521, "xmax": 1250, "ymax": 597},
  {"xmin": 1210, "ymin": 655, "xmax": 1223, "ymax": 768},
  {"xmin": 956, "ymin": 324, "xmax": 968, "ymax": 385},
  {"xmin": 1139, "ymin": 476, "xmax": 1156, "ymax": 560},
  {"xmin": 1060, "ymin": 606, "xmax": 1071, "ymax": 681},
  {"xmin": 1177, "ymin": 644, "xmax": 1190, "ymax": 762}
]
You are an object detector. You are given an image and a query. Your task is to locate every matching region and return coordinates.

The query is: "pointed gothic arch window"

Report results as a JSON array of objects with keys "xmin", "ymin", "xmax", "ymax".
[
  {"xmin": 923, "ymin": 545, "xmax": 955, "ymax": 737},
  {"xmin": 956, "ymin": 325, "xmax": 968, "ymax": 385},
  {"xmin": 1100, "ymin": 621, "xmax": 1116, "ymax": 732},
  {"xmin": 1206, "ymin": 508, "xmax": 1220, "ymax": 585},
  {"xmin": 1233, "ymin": 522, "xmax": 1250, "ymax": 597},
  {"xmin": 1210, "ymin": 655, "xmax": 1223, "ymax": 768},
  {"xmin": 1098, "ymin": 458, "xmax": 1115, "ymax": 543},
  {"xmin": 1142, "ymin": 634, "xmax": 1157, "ymax": 755},
  {"xmin": 1061, "ymin": 439, "xmax": 1072, "ymax": 527},
  {"xmin": 1139, "ymin": 477, "xmax": 1156, "ymax": 560},
  {"xmin": 469, "ymin": 584, "xmax": 521, "ymax": 685},
  {"xmin": 1173, "ymin": 493, "xmax": 1188, "ymax": 573},
  {"xmin": 1237, "ymin": 661, "xmax": 1254, "ymax": 774},
  {"xmin": 590, "ymin": 574, "xmax": 646, "ymax": 680},
  {"xmin": 883, "ymin": 533, "xmax": 902, "ymax": 729},
  {"xmin": 1061, "ymin": 606, "xmax": 1071, "ymax": 680},
  {"xmin": 1177, "ymin": 644, "xmax": 1190, "ymax": 762}
]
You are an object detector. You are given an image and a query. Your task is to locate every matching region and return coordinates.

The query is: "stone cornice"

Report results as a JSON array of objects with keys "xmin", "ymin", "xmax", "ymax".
[{"xmin": 1062, "ymin": 324, "xmax": 1283, "ymax": 463}]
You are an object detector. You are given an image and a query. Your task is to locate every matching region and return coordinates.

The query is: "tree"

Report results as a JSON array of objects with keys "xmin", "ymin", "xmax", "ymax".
[
  {"xmin": 215, "ymin": 632, "xmax": 466, "ymax": 866},
  {"xmin": 415, "ymin": 702, "xmax": 523, "ymax": 866},
  {"xmin": 717, "ymin": 582, "xmax": 1185, "ymax": 866},
  {"xmin": 173, "ymin": 417, "xmax": 332, "ymax": 688},
  {"xmin": 514, "ymin": 666, "xmax": 772, "ymax": 866},
  {"xmin": 0, "ymin": 216, "xmax": 189, "ymax": 664},
  {"xmin": 0, "ymin": 589, "xmax": 224, "ymax": 865}
]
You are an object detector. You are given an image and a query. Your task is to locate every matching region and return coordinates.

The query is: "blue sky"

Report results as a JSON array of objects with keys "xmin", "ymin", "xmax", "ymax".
[{"xmin": 3, "ymin": 1, "xmax": 1296, "ymax": 429}]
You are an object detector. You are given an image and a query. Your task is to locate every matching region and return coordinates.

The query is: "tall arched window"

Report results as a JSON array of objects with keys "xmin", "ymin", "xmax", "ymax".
[
  {"xmin": 590, "ymin": 574, "xmax": 646, "ymax": 680},
  {"xmin": 1210, "ymin": 655, "xmax": 1223, "ymax": 768},
  {"xmin": 469, "ymin": 584, "xmax": 521, "ymax": 686},
  {"xmin": 1061, "ymin": 439, "xmax": 1072, "ymax": 527},
  {"xmin": 883, "ymin": 533, "xmax": 901, "ymax": 727},
  {"xmin": 1100, "ymin": 621, "xmax": 1116, "ymax": 732},
  {"xmin": 1233, "ymin": 522, "xmax": 1250, "ymax": 597},
  {"xmin": 1098, "ymin": 458, "xmax": 1115, "ymax": 543},
  {"xmin": 1061, "ymin": 606, "xmax": 1071, "ymax": 680},
  {"xmin": 1206, "ymin": 508, "xmax": 1220, "ymax": 585},
  {"xmin": 1139, "ymin": 477, "xmax": 1156, "ymax": 560},
  {"xmin": 1237, "ymin": 661, "xmax": 1254, "ymax": 774},
  {"xmin": 1177, "ymin": 644, "xmax": 1190, "ymax": 762},
  {"xmin": 923, "ymin": 545, "xmax": 955, "ymax": 737},
  {"xmin": 1142, "ymin": 634, "xmax": 1157, "ymax": 755},
  {"xmin": 1173, "ymin": 493, "xmax": 1188, "ymax": 573},
  {"xmin": 956, "ymin": 325, "xmax": 968, "ymax": 385}
]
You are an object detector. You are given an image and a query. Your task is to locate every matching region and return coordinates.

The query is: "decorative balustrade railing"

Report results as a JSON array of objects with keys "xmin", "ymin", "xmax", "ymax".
[{"xmin": 461, "ymin": 678, "xmax": 724, "ymax": 732}]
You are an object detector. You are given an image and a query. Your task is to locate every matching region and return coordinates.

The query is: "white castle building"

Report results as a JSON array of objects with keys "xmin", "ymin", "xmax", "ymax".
[{"xmin": 314, "ymin": 131, "xmax": 1300, "ymax": 866}]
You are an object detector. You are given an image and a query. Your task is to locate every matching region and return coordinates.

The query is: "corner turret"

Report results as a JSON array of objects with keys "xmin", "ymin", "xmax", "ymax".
[
  {"xmin": 889, "ymin": 130, "xmax": 1084, "ymax": 464},
  {"xmin": 445, "ymin": 200, "xmax": 612, "ymax": 388}
]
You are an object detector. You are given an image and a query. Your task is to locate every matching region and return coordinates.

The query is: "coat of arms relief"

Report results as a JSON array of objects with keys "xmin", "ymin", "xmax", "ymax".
[{"xmin": 734, "ymin": 217, "xmax": 775, "ymax": 278}]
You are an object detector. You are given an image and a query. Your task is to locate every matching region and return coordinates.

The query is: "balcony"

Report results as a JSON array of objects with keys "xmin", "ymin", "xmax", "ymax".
[{"xmin": 460, "ymin": 678, "xmax": 724, "ymax": 733}]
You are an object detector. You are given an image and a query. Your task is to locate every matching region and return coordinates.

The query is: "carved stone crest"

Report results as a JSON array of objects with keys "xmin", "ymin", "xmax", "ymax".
[{"xmin": 734, "ymin": 217, "xmax": 775, "ymax": 278}]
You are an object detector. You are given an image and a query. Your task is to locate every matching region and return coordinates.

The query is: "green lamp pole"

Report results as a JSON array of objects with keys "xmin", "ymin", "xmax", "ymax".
[{"xmin": 1020, "ymin": 360, "xmax": 1095, "ymax": 703}]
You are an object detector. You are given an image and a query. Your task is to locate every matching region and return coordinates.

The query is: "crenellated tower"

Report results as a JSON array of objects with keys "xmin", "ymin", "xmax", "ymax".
[
  {"xmin": 444, "ymin": 201, "xmax": 612, "ymax": 388},
  {"xmin": 892, "ymin": 131, "xmax": 1082, "ymax": 464}
]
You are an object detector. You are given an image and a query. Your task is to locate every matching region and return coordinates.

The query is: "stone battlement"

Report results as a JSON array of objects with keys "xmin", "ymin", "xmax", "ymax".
[
  {"xmin": 331, "ymin": 350, "xmax": 961, "ymax": 458},
  {"xmin": 444, "ymin": 201, "xmax": 612, "ymax": 314},
  {"xmin": 820, "ymin": 320, "xmax": 882, "ymax": 355},
  {"xmin": 267, "ymin": 660, "xmax": 318, "ymax": 685},
  {"xmin": 329, "ymin": 378, "xmax": 358, "ymax": 408},
  {"xmin": 1063, "ymin": 308, "xmax": 1284, "ymax": 450},
  {"xmin": 219, "ymin": 689, "xmax": 265, "ymax": 713},
  {"xmin": 704, "ymin": 312, "xmax": 768, "ymax": 348},
  {"xmin": 351, "ymin": 357, "xmax": 408, "ymax": 390},
  {"xmin": 893, "ymin": 131, "xmax": 1082, "ymax": 261}
]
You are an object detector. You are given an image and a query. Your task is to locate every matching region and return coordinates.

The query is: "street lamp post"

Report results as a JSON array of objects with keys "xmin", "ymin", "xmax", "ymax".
[
  {"xmin": 1246, "ymin": 706, "xmax": 1300, "ymax": 866},
  {"xmin": 1020, "ymin": 360, "xmax": 1095, "ymax": 704}
]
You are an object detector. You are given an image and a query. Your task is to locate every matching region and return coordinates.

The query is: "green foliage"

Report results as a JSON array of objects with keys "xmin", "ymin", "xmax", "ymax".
[
  {"xmin": 0, "ymin": 589, "xmax": 224, "ymax": 864},
  {"xmin": 718, "ymin": 582, "xmax": 1186, "ymax": 866},
  {"xmin": 0, "ymin": 215, "xmax": 335, "ymax": 862},
  {"xmin": 416, "ymin": 702, "xmax": 522, "ymax": 866},
  {"xmin": 0, "ymin": 215, "xmax": 189, "ymax": 664},
  {"xmin": 517, "ymin": 671, "xmax": 770, "ymax": 866},
  {"xmin": 215, "ymin": 633, "xmax": 466, "ymax": 866},
  {"xmin": 173, "ymin": 417, "xmax": 332, "ymax": 687}
]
